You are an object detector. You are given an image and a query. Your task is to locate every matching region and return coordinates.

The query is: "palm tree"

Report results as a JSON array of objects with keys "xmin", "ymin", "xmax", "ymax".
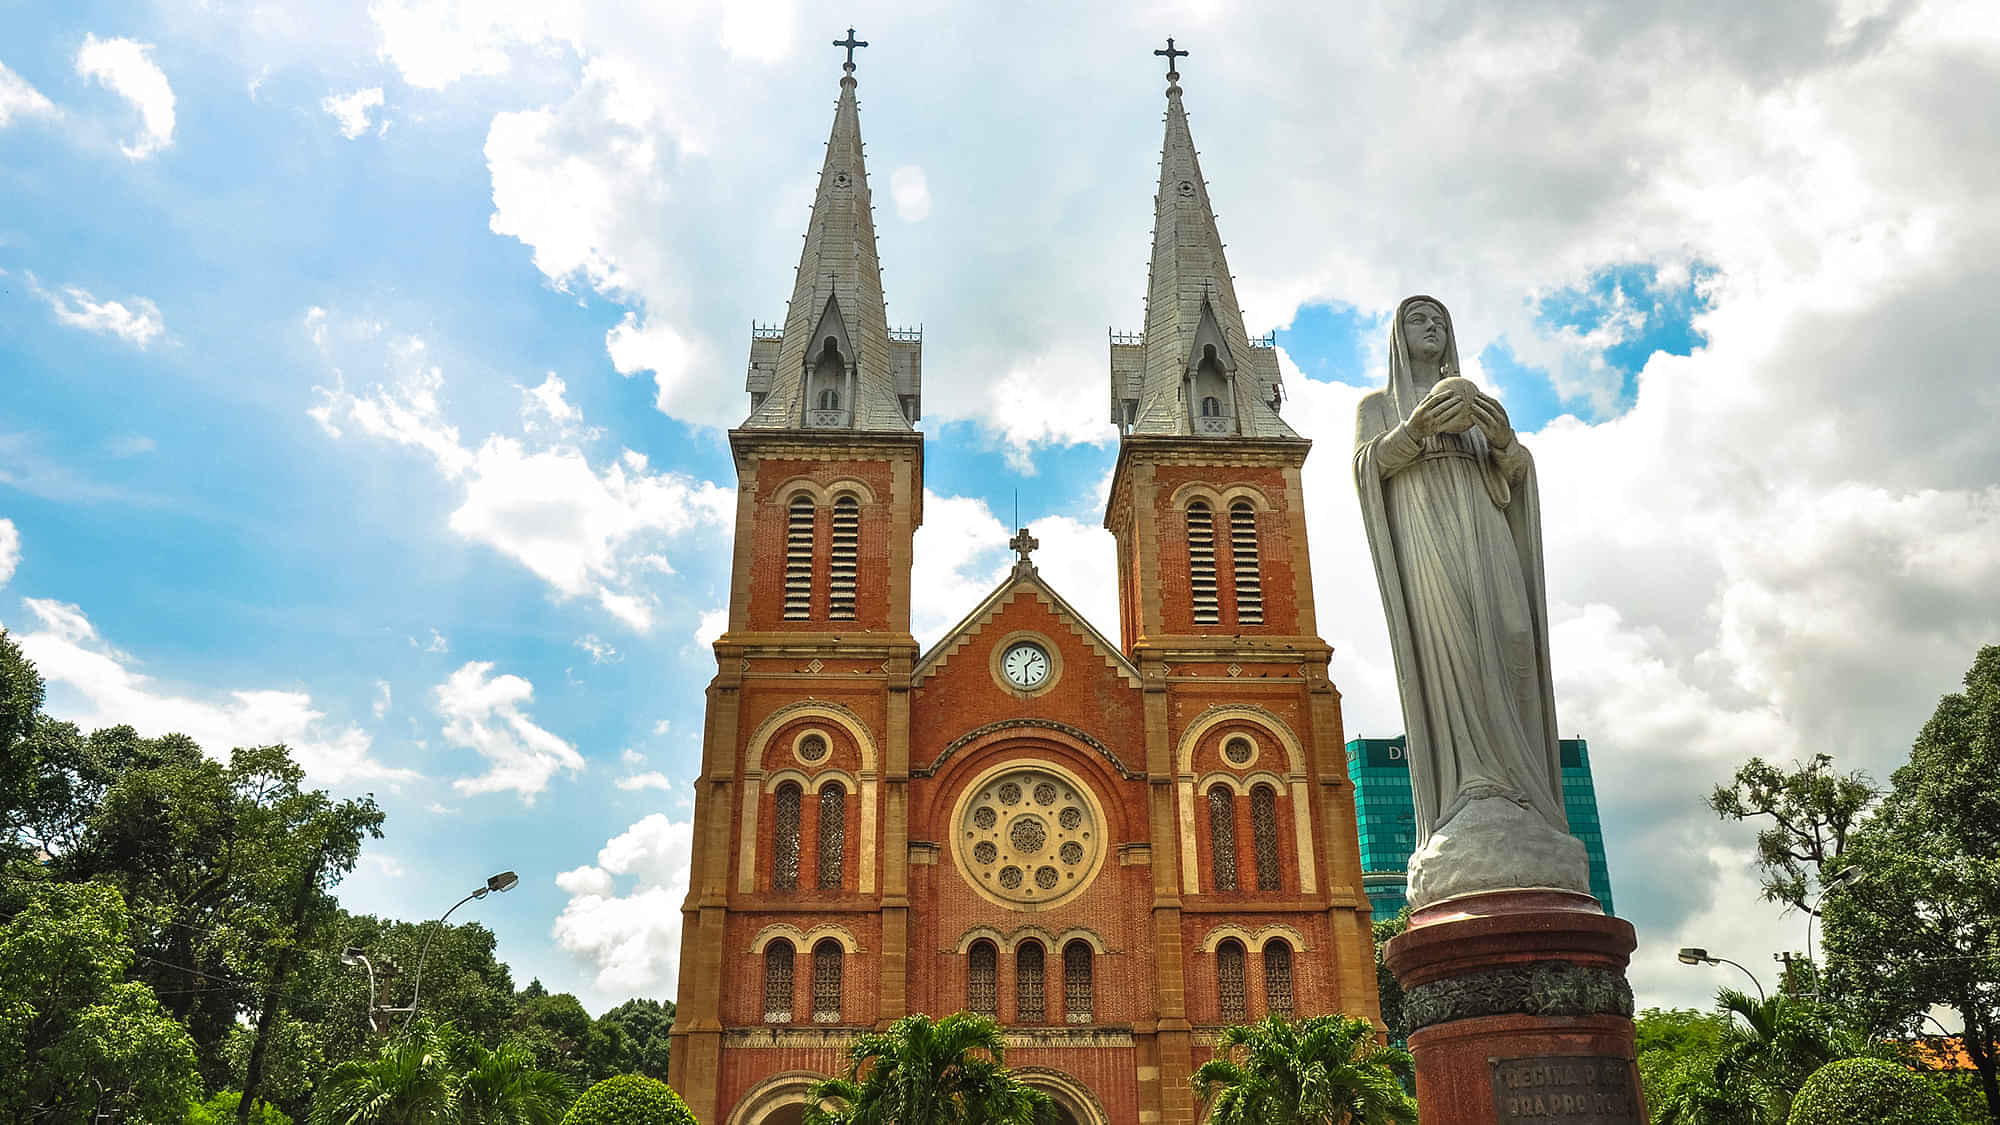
[
  {"xmin": 311, "ymin": 1023, "xmax": 574, "ymax": 1125},
  {"xmin": 1710, "ymin": 989, "xmax": 1847, "ymax": 1121},
  {"xmin": 802, "ymin": 1012, "xmax": 1051, "ymax": 1125},
  {"xmin": 1192, "ymin": 1014, "xmax": 1418, "ymax": 1125}
]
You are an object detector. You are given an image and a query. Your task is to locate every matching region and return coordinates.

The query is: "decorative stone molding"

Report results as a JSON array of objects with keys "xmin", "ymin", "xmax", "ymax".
[
  {"xmin": 919, "ymin": 718, "xmax": 1142, "ymax": 780},
  {"xmin": 1401, "ymin": 961, "xmax": 1634, "ymax": 1033}
]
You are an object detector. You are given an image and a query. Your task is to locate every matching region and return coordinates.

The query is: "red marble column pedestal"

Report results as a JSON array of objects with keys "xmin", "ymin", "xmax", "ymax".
[{"xmin": 1384, "ymin": 891, "xmax": 1645, "ymax": 1125}]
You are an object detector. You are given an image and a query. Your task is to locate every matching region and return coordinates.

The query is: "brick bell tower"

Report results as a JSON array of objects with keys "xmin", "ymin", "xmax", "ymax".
[
  {"xmin": 669, "ymin": 35, "xmax": 926, "ymax": 1122},
  {"xmin": 1102, "ymin": 47, "xmax": 1383, "ymax": 1120}
]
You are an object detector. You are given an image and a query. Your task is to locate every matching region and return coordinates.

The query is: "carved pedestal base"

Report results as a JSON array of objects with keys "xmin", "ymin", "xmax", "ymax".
[{"xmin": 1385, "ymin": 896, "xmax": 1645, "ymax": 1125}]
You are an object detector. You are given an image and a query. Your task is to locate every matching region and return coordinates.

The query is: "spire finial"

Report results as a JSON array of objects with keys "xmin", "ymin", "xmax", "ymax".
[
  {"xmin": 1009, "ymin": 527, "xmax": 1039, "ymax": 567},
  {"xmin": 834, "ymin": 27, "xmax": 868, "ymax": 74},
  {"xmin": 1154, "ymin": 37, "xmax": 1188, "ymax": 85}
]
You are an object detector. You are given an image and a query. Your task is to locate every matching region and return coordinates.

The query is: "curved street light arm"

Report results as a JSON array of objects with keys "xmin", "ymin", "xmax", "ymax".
[
  {"xmin": 401, "ymin": 887, "xmax": 486, "ymax": 1033},
  {"xmin": 1711, "ymin": 955, "xmax": 1766, "ymax": 1002}
]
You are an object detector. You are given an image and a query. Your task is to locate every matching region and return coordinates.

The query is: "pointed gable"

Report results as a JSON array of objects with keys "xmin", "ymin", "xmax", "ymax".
[{"xmin": 913, "ymin": 565, "xmax": 1141, "ymax": 690}]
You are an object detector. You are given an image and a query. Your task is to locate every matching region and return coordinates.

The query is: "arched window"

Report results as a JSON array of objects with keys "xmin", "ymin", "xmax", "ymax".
[
  {"xmin": 1063, "ymin": 941, "xmax": 1093, "ymax": 1024},
  {"xmin": 1217, "ymin": 939, "xmax": 1247, "ymax": 1024},
  {"xmin": 812, "ymin": 939, "xmax": 843, "ymax": 1023},
  {"xmin": 1263, "ymin": 939, "xmax": 1294, "ymax": 1018},
  {"xmin": 1208, "ymin": 785, "xmax": 1238, "ymax": 892},
  {"xmin": 829, "ymin": 494, "xmax": 859, "ymax": 620},
  {"xmin": 1230, "ymin": 500, "xmax": 1262, "ymax": 625},
  {"xmin": 1200, "ymin": 395, "xmax": 1222, "ymax": 417},
  {"xmin": 763, "ymin": 940, "xmax": 794, "ymax": 1023},
  {"xmin": 817, "ymin": 782, "xmax": 846, "ymax": 889},
  {"xmin": 968, "ymin": 940, "xmax": 998, "ymax": 1015},
  {"xmin": 784, "ymin": 494, "xmax": 815, "ymax": 620},
  {"xmin": 1016, "ymin": 941, "xmax": 1046, "ymax": 1024},
  {"xmin": 1252, "ymin": 784, "xmax": 1281, "ymax": 892},
  {"xmin": 772, "ymin": 782, "xmax": 801, "ymax": 890},
  {"xmin": 818, "ymin": 387, "xmax": 841, "ymax": 410},
  {"xmin": 1187, "ymin": 500, "xmax": 1218, "ymax": 625}
]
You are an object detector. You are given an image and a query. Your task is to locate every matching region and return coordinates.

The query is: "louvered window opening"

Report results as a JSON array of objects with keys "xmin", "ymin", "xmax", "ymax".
[
  {"xmin": 1252, "ymin": 785, "xmax": 1281, "ymax": 892},
  {"xmin": 818, "ymin": 783, "xmax": 845, "ymax": 889},
  {"xmin": 1017, "ymin": 943, "xmax": 1046, "ymax": 1024},
  {"xmin": 1264, "ymin": 941, "xmax": 1295, "ymax": 1018},
  {"xmin": 763, "ymin": 941, "xmax": 794, "ymax": 1023},
  {"xmin": 784, "ymin": 496, "xmax": 815, "ymax": 620},
  {"xmin": 1230, "ymin": 501, "xmax": 1262, "ymax": 624},
  {"xmin": 1187, "ymin": 502, "xmax": 1219, "ymax": 625},
  {"xmin": 812, "ymin": 940, "xmax": 843, "ymax": 1023},
  {"xmin": 1208, "ymin": 786, "xmax": 1238, "ymax": 891},
  {"xmin": 829, "ymin": 496, "xmax": 859, "ymax": 620},
  {"xmin": 968, "ymin": 941, "xmax": 998, "ymax": 1015},
  {"xmin": 1218, "ymin": 940, "xmax": 1247, "ymax": 1024},
  {"xmin": 773, "ymin": 783, "xmax": 801, "ymax": 890},
  {"xmin": 1063, "ymin": 941, "xmax": 1093, "ymax": 1024}
]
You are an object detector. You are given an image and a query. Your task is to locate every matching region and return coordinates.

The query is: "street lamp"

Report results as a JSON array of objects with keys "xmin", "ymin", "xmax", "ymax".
[
  {"xmin": 1678, "ymin": 946, "xmax": 1766, "ymax": 1002},
  {"xmin": 399, "ymin": 870, "xmax": 520, "ymax": 1032},
  {"xmin": 1805, "ymin": 866, "xmax": 1863, "ymax": 968},
  {"xmin": 340, "ymin": 946, "xmax": 385, "ymax": 1033}
]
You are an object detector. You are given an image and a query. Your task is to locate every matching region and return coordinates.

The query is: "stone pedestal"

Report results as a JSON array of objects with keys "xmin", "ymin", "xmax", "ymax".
[{"xmin": 1384, "ymin": 892, "xmax": 1645, "ymax": 1125}]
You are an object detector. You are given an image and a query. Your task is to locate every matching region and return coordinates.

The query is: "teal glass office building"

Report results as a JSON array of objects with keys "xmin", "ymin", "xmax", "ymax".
[{"xmin": 1346, "ymin": 736, "xmax": 1615, "ymax": 917}]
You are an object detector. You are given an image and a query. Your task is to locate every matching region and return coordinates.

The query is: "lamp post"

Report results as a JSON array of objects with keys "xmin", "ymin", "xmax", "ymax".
[
  {"xmin": 1678, "ymin": 946, "xmax": 1766, "ymax": 1002},
  {"xmin": 1805, "ymin": 866, "xmax": 1863, "ymax": 1001},
  {"xmin": 339, "ymin": 946, "xmax": 382, "ymax": 1032},
  {"xmin": 396, "ymin": 870, "xmax": 520, "ymax": 1032}
]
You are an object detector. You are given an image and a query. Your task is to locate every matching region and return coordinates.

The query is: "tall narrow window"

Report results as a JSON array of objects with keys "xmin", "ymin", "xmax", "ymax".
[
  {"xmin": 763, "ymin": 940, "xmax": 794, "ymax": 1023},
  {"xmin": 1252, "ymin": 784, "xmax": 1281, "ymax": 892},
  {"xmin": 1218, "ymin": 939, "xmax": 1247, "ymax": 1024},
  {"xmin": 1208, "ymin": 785, "xmax": 1238, "ymax": 892},
  {"xmin": 1201, "ymin": 395, "xmax": 1222, "ymax": 417},
  {"xmin": 1230, "ymin": 500, "xmax": 1263, "ymax": 625},
  {"xmin": 818, "ymin": 388, "xmax": 841, "ymax": 410},
  {"xmin": 1016, "ymin": 942, "xmax": 1046, "ymax": 1024},
  {"xmin": 1187, "ymin": 500, "xmax": 1218, "ymax": 625},
  {"xmin": 829, "ymin": 495, "xmax": 859, "ymax": 620},
  {"xmin": 817, "ymin": 782, "xmax": 846, "ymax": 889},
  {"xmin": 784, "ymin": 495, "xmax": 815, "ymax": 620},
  {"xmin": 1264, "ymin": 940, "xmax": 1294, "ymax": 1018},
  {"xmin": 1063, "ymin": 941, "xmax": 1093, "ymax": 1024},
  {"xmin": 812, "ymin": 939, "xmax": 843, "ymax": 1023},
  {"xmin": 968, "ymin": 940, "xmax": 998, "ymax": 1016},
  {"xmin": 772, "ymin": 782, "xmax": 801, "ymax": 890}
]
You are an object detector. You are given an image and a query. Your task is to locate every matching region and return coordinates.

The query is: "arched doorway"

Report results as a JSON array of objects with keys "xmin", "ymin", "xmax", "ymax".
[
  {"xmin": 1016, "ymin": 1067, "xmax": 1109, "ymax": 1125},
  {"xmin": 727, "ymin": 1071, "xmax": 819, "ymax": 1125}
]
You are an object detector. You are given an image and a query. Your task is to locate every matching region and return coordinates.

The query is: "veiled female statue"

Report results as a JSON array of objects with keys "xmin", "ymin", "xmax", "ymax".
[{"xmin": 1353, "ymin": 295, "xmax": 1591, "ymax": 909}]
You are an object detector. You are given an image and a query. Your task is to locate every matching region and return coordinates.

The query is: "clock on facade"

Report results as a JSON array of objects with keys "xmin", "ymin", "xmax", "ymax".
[{"xmin": 1000, "ymin": 641, "xmax": 1051, "ymax": 689}]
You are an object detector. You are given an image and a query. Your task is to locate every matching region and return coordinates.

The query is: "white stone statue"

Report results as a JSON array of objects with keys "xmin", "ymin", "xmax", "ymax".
[{"xmin": 1353, "ymin": 295, "xmax": 1591, "ymax": 910}]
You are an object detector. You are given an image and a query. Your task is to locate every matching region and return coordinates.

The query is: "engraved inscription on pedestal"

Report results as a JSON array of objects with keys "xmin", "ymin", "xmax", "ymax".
[{"xmin": 1488, "ymin": 1056, "xmax": 1640, "ymax": 1123}]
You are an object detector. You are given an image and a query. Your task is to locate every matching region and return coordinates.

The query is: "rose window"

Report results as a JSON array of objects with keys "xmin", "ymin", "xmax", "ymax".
[{"xmin": 955, "ymin": 765, "xmax": 1104, "ymax": 908}]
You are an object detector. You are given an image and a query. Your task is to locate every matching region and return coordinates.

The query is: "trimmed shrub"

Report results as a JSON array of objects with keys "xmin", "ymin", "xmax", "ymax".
[
  {"xmin": 561, "ymin": 1074, "xmax": 695, "ymax": 1125},
  {"xmin": 1787, "ymin": 1057, "xmax": 1954, "ymax": 1125}
]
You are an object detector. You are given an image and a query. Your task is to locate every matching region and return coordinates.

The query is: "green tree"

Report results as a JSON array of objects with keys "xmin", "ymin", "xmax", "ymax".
[
  {"xmin": 1372, "ymin": 910, "xmax": 1409, "ymax": 1046},
  {"xmin": 1635, "ymin": 1007, "xmax": 1731, "ymax": 1116},
  {"xmin": 311, "ymin": 1023, "xmax": 572, "ymax": 1125},
  {"xmin": 0, "ymin": 627, "xmax": 46, "ymax": 874},
  {"xmin": 1192, "ymin": 1014, "xmax": 1418, "ymax": 1125},
  {"xmin": 1786, "ymin": 1057, "xmax": 1955, "ymax": 1125},
  {"xmin": 1822, "ymin": 645, "xmax": 2000, "ymax": 1124},
  {"xmin": 593, "ymin": 998, "xmax": 674, "ymax": 1080},
  {"xmin": 0, "ymin": 881, "xmax": 201, "ymax": 1124},
  {"xmin": 803, "ymin": 1012, "xmax": 1050, "ymax": 1125},
  {"xmin": 189, "ymin": 1091, "xmax": 296, "ymax": 1125},
  {"xmin": 1709, "ymin": 754, "xmax": 1878, "ymax": 917},
  {"xmin": 1708, "ymin": 990, "xmax": 1853, "ymax": 1122},
  {"xmin": 560, "ymin": 1075, "xmax": 694, "ymax": 1125}
]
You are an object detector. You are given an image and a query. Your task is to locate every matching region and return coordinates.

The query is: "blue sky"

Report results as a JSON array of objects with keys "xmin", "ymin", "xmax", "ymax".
[{"xmin": 6, "ymin": 0, "xmax": 1999, "ymax": 1014}]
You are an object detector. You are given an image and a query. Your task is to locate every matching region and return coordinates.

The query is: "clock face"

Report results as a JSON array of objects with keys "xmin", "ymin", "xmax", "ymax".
[{"xmin": 1001, "ymin": 642, "xmax": 1050, "ymax": 689}]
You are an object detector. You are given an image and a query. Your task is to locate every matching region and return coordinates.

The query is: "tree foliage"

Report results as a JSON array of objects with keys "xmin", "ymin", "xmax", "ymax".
[
  {"xmin": 1785, "ymin": 1057, "xmax": 1954, "ymax": 1125},
  {"xmin": 559, "ymin": 1075, "xmax": 694, "ymax": 1125},
  {"xmin": 188, "ymin": 1091, "xmax": 296, "ymax": 1125},
  {"xmin": 1372, "ymin": 910, "xmax": 1409, "ymax": 1045},
  {"xmin": 1192, "ymin": 1014, "xmax": 1418, "ymax": 1125},
  {"xmin": 1709, "ymin": 754, "xmax": 1878, "ymax": 916},
  {"xmin": 804, "ymin": 1012, "xmax": 1051, "ymax": 1125},
  {"xmin": 310, "ymin": 1022, "xmax": 573, "ymax": 1125}
]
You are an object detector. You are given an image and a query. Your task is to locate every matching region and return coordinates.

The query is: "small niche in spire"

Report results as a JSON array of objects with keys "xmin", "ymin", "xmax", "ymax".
[
  {"xmin": 806, "ymin": 295, "xmax": 855, "ymax": 428},
  {"xmin": 1187, "ymin": 300, "xmax": 1236, "ymax": 435}
]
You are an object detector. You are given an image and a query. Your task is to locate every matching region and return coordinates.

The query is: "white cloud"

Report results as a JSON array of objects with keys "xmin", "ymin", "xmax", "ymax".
[
  {"xmin": 552, "ymin": 812, "xmax": 692, "ymax": 999},
  {"xmin": 0, "ymin": 520, "xmax": 18, "ymax": 588},
  {"xmin": 890, "ymin": 165, "xmax": 930, "ymax": 222},
  {"xmin": 30, "ymin": 277, "xmax": 165, "ymax": 347},
  {"xmin": 419, "ymin": 628, "xmax": 450, "ymax": 653},
  {"xmin": 614, "ymin": 770, "xmax": 671, "ymax": 792},
  {"xmin": 909, "ymin": 492, "xmax": 1118, "ymax": 649},
  {"xmin": 574, "ymin": 634, "xmax": 618, "ymax": 663},
  {"xmin": 0, "ymin": 61, "xmax": 56, "ymax": 127},
  {"xmin": 650, "ymin": 718, "xmax": 671, "ymax": 736},
  {"xmin": 691, "ymin": 607, "xmax": 726, "ymax": 649},
  {"xmin": 106, "ymin": 435, "xmax": 156, "ymax": 458},
  {"xmin": 435, "ymin": 660, "xmax": 584, "ymax": 800},
  {"xmin": 320, "ymin": 86, "xmax": 385, "ymax": 139},
  {"xmin": 12, "ymin": 597, "xmax": 415, "ymax": 787},
  {"xmin": 619, "ymin": 747, "xmax": 644, "ymax": 766},
  {"xmin": 74, "ymin": 34, "xmax": 175, "ymax": 159},
  {"xmin": 371, "ymin": 679, "xmax": 392, "ymax": 718}
]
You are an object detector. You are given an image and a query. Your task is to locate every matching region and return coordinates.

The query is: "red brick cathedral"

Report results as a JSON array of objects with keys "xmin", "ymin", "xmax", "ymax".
[{"xmin": 669, "ymin": 46, "xmax": 1382, "ymax": 1125}]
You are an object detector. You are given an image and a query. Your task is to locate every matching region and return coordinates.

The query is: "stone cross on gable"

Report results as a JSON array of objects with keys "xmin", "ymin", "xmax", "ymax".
[
  {"xmin": 834, "ymin": 27, "xmax": 868, "ymax": 72},
  {"xmin": 1009, "ymin": 528, "xmax": 1039, "ymax": 564},
  {"xmin": 1154, "ymin": 37, "xmax": 1188, "ymax": 79}
]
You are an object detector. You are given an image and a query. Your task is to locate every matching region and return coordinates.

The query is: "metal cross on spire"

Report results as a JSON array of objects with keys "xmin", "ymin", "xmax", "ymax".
[
  {"xmin": 1009, "ymin": 527, "xmax": 1039, "ymax": 565},
  {"xmin": 1154, "ymin": 37, "xmax": 1188, "ymax": 80},
  {"xmin": 834, "ymin": 27, "xmax": 868, "ymax": 72}
]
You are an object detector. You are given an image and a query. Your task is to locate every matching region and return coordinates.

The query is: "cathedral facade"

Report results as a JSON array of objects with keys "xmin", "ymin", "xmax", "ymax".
[{"xmin": 668, "ymin": 48, "xmax": 1382, "ymax": 1125}]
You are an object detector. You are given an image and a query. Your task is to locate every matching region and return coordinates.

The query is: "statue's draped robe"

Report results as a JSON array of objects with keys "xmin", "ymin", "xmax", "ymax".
[{"xmin": 1353, "ymin": 297, "xmax": 1568, "ymax": 843}]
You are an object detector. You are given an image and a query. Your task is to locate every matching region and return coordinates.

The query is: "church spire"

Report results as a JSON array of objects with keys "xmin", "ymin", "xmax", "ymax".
[
  {"xmin": 1110, "ymin": 44, "xmax": 1293, "ymax": 439},
  {"xmin": 743, "ymin": 29, "xmax": 920, "ymax": 432}
]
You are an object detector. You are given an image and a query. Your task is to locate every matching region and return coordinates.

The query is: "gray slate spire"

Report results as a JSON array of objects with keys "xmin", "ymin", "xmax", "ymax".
[
  {"xmin": 1110, "ymin": 64, "xmax": 1293, "ymax": 439},
  {"xmin": 743, "ymin": 61, "xmax": 920, "ymax": 432}
]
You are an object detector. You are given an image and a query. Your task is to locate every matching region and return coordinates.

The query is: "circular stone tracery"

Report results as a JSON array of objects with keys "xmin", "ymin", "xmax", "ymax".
[{"xmin": 953, "ymin": 763, "xmax": 1106, "ymax": 908}]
